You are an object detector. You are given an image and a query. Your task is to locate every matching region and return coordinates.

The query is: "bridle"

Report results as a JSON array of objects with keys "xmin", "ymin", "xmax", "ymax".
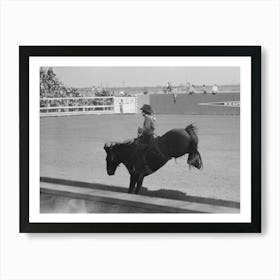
[{"xmin": 106, "ymin": 143, "xmax": 120, "ymax": 168}]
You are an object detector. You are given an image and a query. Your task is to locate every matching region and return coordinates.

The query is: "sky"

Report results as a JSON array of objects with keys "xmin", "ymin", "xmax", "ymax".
[{"xmin": 52, "ymin": 66, "xmax": 240, "ymax": 88}]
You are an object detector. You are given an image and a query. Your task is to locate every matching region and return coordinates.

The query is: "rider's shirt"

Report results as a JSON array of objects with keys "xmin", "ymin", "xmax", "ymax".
[{"xmin": 142, "ymin": 114, "xmax": 155, "ymax": 136}]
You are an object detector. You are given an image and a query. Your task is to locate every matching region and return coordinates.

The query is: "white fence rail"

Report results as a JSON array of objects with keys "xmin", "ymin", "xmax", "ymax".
[{"xmin": 40, "ymin": 96, "xmax": 136, "ymax": 117}]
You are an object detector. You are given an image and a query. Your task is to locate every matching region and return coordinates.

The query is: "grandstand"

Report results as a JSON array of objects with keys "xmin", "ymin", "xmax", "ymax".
[{"xmin": 39, "ymin": 67, "xmax": 240, "ymax": 117}]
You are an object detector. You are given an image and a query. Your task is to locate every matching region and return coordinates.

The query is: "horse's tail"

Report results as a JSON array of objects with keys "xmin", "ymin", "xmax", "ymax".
[{"xmin": 185, "ymin": 124, "xmax": 203, "ymax": 170}]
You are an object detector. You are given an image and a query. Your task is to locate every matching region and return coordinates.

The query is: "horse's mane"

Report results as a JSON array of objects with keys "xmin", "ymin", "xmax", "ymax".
[{"xmin": 109, "ymin": 139, "xmax": 136, "ymax": 149}]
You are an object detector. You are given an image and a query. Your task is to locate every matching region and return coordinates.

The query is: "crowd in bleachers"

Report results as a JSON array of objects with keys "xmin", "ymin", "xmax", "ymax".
[
  {"xmin": 40, "ymin": 68, "xmax": 114, "ymax": 111},
  {"xmin": 40, "ymin": 67, "xmax": 82, "ymax": 108}
]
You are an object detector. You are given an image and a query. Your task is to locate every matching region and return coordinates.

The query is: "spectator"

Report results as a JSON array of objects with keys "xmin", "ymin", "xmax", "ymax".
[
  {"xmin": 212, "ymin": 84, "xmax": 219, "ymax": 95},
  {"xmin": 186, "ymin": 82, "xmax": 191, "ymax": 94},
  {"xmin": 202, "ymin": 84, "xmax": 207, "ymax": 94},
  {"xmin": 172, "ymin": 90, "xmax": 177, "ymax": 103},
  {"xmin": 189, "ymin": 84, "xmax": 195, "ymax": 95},
  {"xmin": 119, "ymin": 99, "xmax": 124, "ymax": 114}
]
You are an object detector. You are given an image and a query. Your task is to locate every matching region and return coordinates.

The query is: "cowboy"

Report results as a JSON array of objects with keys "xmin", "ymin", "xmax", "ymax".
[
  {"xmin": 138, "ymin": 104, "xmax": 156, "ymax": 144},
  {"xmin": 132, "ymin": 104, "xmax": 164, "ymax": 174},
  {"xmin": 167, "ymin": 81, "xmax": 172, "ymax": 93},
  {"xmin": 165, "ymin": 81, "xmax": 176, "ymax": 103}
]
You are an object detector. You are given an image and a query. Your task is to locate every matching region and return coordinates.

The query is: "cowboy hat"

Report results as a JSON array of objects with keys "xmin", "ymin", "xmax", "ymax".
[{"xmin": 140, "ymin": 104, "xmax": 153, "ymax": 115}]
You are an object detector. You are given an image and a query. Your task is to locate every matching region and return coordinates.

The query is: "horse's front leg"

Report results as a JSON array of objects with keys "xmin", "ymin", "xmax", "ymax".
[
  {"xmin": 135, "ymin": 175, "xmax": 145, "ymax": 194},
  {"xmin": 128, "ymin": 173, "xmax": 138, "ymax": 193}
]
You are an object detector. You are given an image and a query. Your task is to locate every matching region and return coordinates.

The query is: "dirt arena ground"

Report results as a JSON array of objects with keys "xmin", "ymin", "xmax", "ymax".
[{"xmin": 40, "ymin": 114, "xmax": 240, "ymax": 202}]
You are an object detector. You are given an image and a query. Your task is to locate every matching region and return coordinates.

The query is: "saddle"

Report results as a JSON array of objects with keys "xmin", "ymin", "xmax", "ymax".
[{"xmin": 134, "ymin": 134, "xmax": 168, "ymax": 161}]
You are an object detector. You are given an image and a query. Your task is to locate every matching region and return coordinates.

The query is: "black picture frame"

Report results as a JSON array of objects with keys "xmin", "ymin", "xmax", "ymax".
[{"xmin": 20, "ymin": 46, "xmax": 261, "ymax": 233}]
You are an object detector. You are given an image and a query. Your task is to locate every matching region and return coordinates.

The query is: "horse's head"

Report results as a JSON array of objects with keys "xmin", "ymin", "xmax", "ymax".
[{"xmin": 104, "ymin": 142, "xmax": 119, "ymax": 175}]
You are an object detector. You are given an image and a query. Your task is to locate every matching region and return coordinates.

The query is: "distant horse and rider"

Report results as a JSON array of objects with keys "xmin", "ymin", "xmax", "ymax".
[
  {"xmin": 166, "ymin": 81, "xmax": 177, "ymax": 103},
  {"xmin": 104, "ymin": 104, "xmax": 203, "ymax": 194}
]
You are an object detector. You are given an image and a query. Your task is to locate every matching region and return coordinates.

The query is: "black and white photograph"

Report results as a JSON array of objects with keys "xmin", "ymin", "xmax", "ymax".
[
  {"xmin": 20, "ymin": 46, "xmax": 260, "ymax": 232},
  {"xmin": 40, "ymin": 66, "xmax": 240, "ymax": 213}
]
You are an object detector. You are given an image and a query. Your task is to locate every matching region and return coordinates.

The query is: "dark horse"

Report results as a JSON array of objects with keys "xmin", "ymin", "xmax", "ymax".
[{"xmin": 104, "ymin": 124, "xmax": 203, "ymax": 194}]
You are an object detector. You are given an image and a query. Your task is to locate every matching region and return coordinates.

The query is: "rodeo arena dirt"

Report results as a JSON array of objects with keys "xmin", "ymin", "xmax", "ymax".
[{"xmin": 40, "ymin": 67, "xmax": 240, "ymax": 214}]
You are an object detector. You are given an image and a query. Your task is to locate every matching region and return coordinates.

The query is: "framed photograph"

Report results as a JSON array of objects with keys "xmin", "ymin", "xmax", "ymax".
[{"xmin": 20, "ymin": 46, "xmax": 261, "ymax": 233}]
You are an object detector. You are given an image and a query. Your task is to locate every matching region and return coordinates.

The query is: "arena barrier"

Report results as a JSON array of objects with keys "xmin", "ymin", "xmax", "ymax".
[
  {"xmin": 40, "ymin": 180, "xmax": 239, "ymax": 213},
  {"xmin": 40, "ymin": 96, "xmax": 137, "ymax": 117},
  {"xmin": 40, "ymin": 92, "xmax": 240, "ymax": 117},
  {"xmin": 135, "ymin": 93, "xmax": 150, "ymax": 113},
  {"xmin": 150, "ymin": 92, "xmax": 240, "ymax": 115}
]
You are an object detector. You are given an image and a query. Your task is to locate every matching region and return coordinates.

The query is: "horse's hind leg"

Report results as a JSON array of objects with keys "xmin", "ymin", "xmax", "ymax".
[
  {"xmin": 135, "ymin": 175, "xmax": 144, "ymax": 194},
  {"xmin": 128, "ymin": 174, "xmax": 138, "ymax": 193}
]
